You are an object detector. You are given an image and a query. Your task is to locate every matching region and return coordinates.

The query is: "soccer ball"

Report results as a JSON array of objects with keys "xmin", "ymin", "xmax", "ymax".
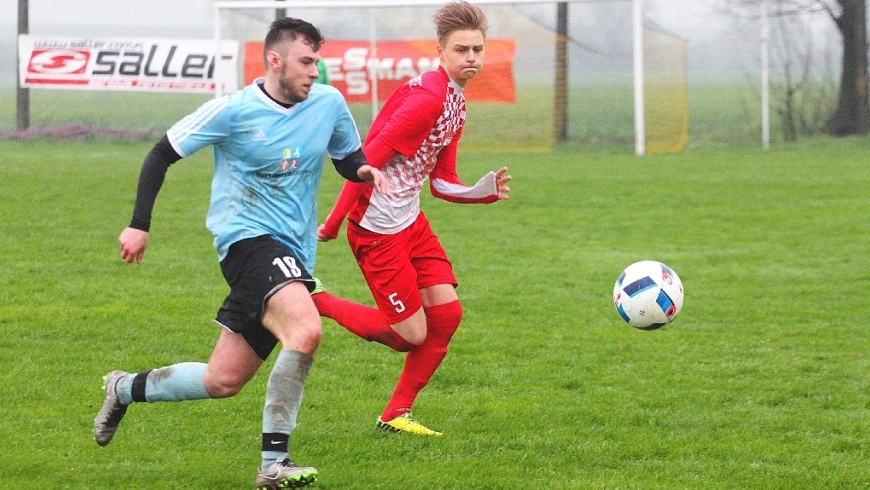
[{"xmin": 613, "ymin": 260, "xmax": 684, "ymax": 330}]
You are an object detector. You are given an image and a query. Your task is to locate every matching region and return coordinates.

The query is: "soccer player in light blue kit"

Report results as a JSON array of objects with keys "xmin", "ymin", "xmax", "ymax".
[{"xmin": 94, "ymin": 18, "xmax": 388, "ymax": 489}]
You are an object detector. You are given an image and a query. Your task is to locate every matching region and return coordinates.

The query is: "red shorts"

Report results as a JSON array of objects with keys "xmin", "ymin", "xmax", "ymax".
[{"xmin": 347, "ymin": 213, "xmax": 457, "ymax": 324}]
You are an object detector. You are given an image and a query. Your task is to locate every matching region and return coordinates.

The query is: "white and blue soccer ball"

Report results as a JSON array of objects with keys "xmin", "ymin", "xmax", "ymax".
[{"xmin": 613, "ymin": 260, "xmax": 684, "ymax": 330}]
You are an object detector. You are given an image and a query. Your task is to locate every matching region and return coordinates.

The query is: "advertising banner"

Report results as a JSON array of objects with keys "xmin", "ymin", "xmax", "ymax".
[
  {"xmin": 244, "ymin": 39, "xmax": 515, "ymax": 103},
  {"xmin": 18, "ymin": 35, "xmax": 239, "ymax": 93}
]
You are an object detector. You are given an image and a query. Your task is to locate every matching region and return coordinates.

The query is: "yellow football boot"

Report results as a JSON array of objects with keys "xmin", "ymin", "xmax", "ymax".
[{"xmin": 376, "ymin": 413, "xmax": 442, "ymax": 436}]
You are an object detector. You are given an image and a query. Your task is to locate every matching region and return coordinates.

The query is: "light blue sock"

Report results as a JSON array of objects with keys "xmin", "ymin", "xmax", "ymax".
[
  {"xmin": 261, "ymin": 349, "xmax": 313, "ymax": 467},
  {"xmin": 115, "ymin": 362, "xmax": 210, "ymax": 404},
  {"xmin": 115, "ymin": 374, "xmax": 135, "ymax": 405}
]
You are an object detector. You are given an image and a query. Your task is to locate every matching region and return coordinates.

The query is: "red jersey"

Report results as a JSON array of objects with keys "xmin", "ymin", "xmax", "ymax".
[{"xmin": 321, "ymin": 66, "xmax": 499, "ymax": 238}]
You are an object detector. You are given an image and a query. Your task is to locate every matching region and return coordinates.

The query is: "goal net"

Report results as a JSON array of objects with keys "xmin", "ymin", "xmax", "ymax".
[
  {"xmin": 6, "ymin": 0, "xmax": 688, "ymax": 154},
  {"xmin": 217, "ymin": 0, "xmax": 687, "ymax": 154},
  {"xmin": 642, "ymin": 26, "xmax": 688, "ymax": 155}
]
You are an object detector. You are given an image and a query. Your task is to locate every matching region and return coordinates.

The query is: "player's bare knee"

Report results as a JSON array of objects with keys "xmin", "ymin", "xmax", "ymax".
[
  {"xmin": 298, "ymin": 319, "xmax": 323, "ymax": 349},
  {"xmin": 392, "ymin": 310, "xmax": 428, "ymax": 345},
  {"xmin": 398, "ymin": 324, "xmax": 427, "ymax": 345},
  {"xmin": 204, "ymin": 372, "xmax": 248, "ymax": 398},
  {"xmin": 271, "ymin": 316, "xmax": 322, "ymax": 354},
  {"xmin": 294, "ymin": 310, "xmax": 323, "ymax": 342}
]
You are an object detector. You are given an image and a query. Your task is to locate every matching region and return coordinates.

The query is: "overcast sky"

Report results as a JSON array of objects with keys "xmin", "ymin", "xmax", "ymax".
[
  {"xmin": 0, "ymin": 0, "xmax": 844, "ymax": 85},
  {"xmin": 0, "ymin": 0, "xmax": 832, "ymax": 51},
  {"xmin": 1, "ymin": 0, "xmax": 213, "ymax": 27},
  {"xmin": 1, "ymin": 0, "xmax": 722, "ymax": 37}
]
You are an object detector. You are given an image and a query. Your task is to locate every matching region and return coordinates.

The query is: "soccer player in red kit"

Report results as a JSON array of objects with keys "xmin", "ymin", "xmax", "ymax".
[{"xmin": 314, "ymin": 1, "xmax": 511, "ymax": 436}]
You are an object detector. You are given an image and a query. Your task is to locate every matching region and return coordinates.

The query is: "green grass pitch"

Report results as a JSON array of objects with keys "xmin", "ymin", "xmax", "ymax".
[{"xmin": 1, "ymin": 136, "xmax": 869, "ymax": 489}]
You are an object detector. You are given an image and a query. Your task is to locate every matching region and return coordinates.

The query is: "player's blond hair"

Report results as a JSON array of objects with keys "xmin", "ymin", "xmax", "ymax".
[{"xmin": 434, "ymin": 1, "xmax": 488, "ymax": 45}]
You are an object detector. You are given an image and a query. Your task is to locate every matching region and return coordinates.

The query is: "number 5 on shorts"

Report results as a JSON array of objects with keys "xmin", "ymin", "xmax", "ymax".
[{"xmin": 388, "ymin": 292, "xmax": 406, "ymax": 314}]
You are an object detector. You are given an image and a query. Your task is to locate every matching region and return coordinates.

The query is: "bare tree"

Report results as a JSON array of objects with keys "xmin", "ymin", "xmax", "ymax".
[
  {"xmin": 770, "ymin": 10, "xmax": 838, "ymax": 140},
  {"xmin": 724, "ymin": 0, "xmax": 868, "ymax": 136},
  {"xmin": 824, "ymin": 0, "xmax": 869, "ymax": 134}
]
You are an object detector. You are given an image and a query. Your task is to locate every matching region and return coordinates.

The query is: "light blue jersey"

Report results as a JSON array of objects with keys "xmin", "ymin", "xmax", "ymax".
[{"xmin": 167, "ymin": 79, "xmax": 361, "ymax": 271}]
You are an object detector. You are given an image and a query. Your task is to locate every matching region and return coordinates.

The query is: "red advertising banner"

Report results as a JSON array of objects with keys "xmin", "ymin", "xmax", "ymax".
[{"xmin": 244, "ymin": 39, "xmax": 515, "ymax": 103}]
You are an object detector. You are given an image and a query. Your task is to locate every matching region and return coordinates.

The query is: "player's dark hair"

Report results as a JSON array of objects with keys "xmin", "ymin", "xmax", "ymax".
[
  {"xmin": 434, "ymin": 1, "xmax": 488, "ymax": 45},
  {"xmin": 263, "ymin": 17, "xmax": 325, "ymax": 64}
]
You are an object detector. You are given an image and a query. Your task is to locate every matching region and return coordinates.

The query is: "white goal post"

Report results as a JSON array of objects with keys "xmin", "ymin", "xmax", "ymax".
[{"xmin": 213, "ymin": 0, "xmax": 657, "ymax": 155}]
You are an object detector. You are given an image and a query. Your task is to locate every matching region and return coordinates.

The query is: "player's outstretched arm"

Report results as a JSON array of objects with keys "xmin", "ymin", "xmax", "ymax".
[
  {"xmin": 119, "ymin": 227, "xmax": 149, "ymax": 264},
  {"xmin": 430, "ymin": 164, "xmax": 512, "ymax": 205}
]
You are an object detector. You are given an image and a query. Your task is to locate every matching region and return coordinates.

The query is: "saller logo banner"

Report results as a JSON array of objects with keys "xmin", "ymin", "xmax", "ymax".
[{"xmin": 18, "ymin": 35, "xmax": 239, "ymax": 93}]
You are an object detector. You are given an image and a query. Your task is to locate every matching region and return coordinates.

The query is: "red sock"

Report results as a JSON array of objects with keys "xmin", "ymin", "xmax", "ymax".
[
  {"xmin": 381, "ymin": 301, "xmax": 462, "ymax": 422},
  {"xmin": 312, "ymin": 292, "xmax": 413, "ymax": 351}
]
